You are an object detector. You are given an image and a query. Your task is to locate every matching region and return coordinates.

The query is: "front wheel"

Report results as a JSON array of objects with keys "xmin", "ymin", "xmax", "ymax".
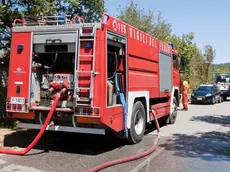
[
  {"xmin": 211, "ymin": 97, "xmax": 215, "ymax": 105},
  {"xmin": 127, "ymin": 101, "xmax": 146, "ymax": 144},
  {"xmin": 167, "ymin": 97, "xmax": 178, "ymax": 124}
]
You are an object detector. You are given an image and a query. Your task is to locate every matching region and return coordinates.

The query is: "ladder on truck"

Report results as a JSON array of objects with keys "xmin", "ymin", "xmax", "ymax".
[{"xmin": 74, "ymin": 24, "xmax": 98, "ymax": 107}]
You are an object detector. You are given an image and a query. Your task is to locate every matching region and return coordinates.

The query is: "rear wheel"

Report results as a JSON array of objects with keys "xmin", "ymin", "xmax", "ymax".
[
  {"xmin": 127, "ymin": 101, "xmax": 146, "ymax": 144},
  {"xmin": 219, "ymin": 96, "xmax": 223, "ymax": 103},
  {"xmin": 167, "ymin": 97, "xmax": 178, "ymax": 124}
]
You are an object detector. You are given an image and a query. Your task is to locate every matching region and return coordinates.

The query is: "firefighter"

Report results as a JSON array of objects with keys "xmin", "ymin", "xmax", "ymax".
[{"xmin": 182, "ymin": 80, "xmax": 189, "ymax": 111}]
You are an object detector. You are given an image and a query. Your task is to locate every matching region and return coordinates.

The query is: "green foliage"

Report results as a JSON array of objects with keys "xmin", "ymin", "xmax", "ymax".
[
  {"xmin": 0, "ymin": 0, "xmax": 105, "ymax": 59},
  {"xmin": 0, "ymin": 1, "xmax": 21, "ymax": 56},
  {"xmin": 203, "ymin": 45, "xmax": 216, "ymax": 82},
  {"xmin": 18, "ymin": 0, "xmax": 56, "ymax": 16},
  {"xmin": 116, "ymin": 1, "xmax": 221, "ymax": 91},
  {"xmin": 168, "ymin": 33, "xmax": 207, "ymax": 90},
  {"xmin": 117, "ymin": 0, "xmax": 171, "ymax": 42},
  {"xmin": 213, "ymin": 63, "xmax": 230, "ymax": 73},
  {"xmin": 0, "ymin": 119, "xmax": 17, "ymax": 129},
  {"xmin": 76, "ymin": 0, "xmax": 105, "ymax": 22}
]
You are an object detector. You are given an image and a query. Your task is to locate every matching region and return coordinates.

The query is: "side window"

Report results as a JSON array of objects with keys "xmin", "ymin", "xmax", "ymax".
[{"xmin": 173, "ymin": 54, "xmax": 179, "ymax": 70}]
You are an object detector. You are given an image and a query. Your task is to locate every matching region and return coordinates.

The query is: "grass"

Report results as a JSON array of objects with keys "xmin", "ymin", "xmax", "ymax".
[
  {"xmin": 0, "ymin": 108, "xmax": 17, "ymax": 129},
  {"xmin": 0, "ymin": 118, "xmax": 17, "ymax": 129}
]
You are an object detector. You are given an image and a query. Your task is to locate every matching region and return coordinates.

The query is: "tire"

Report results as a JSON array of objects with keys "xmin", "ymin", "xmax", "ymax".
[
  {"xmin": 211, "ymin": 97, "xmax": 215, "ymax": 105},
  {"xmin": 127, "ymin": 101, "xmax": 146, "ymax": 144},
  {"xmin": 167, "ymin": 97, "xmax": 178, "ymax": 124},
  {"xmin": 219, "ymin": 96, "xmax": 223, "ymax": 103}
]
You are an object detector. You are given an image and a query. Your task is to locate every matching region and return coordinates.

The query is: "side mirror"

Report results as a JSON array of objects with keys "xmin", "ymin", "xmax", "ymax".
[{"xmin": 180, "ymin": 56, "xmax": 185, "ymax": 73}]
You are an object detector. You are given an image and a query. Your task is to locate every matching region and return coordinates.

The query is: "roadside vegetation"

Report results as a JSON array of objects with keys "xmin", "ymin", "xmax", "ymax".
[{"xmin": 0, "ymin": 0, "xmax": 229, "ymax": 128}]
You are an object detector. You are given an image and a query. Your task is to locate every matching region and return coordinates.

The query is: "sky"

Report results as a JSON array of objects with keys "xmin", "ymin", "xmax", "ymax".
[{"xmin": 105, "ymin": 0, "xmax": 230, "ymax": 64}]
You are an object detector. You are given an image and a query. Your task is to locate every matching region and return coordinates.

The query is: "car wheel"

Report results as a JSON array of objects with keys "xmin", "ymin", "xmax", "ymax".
[
  {"xmin": 212, "ymin": 97, "xmax": 215, "ymax": 105},
  {"xmin": 219, "ymin": 96, "xmax": 223, "ymax": 103},
  {"xmin": 127, "ymin": 101, "xmax": 146, "ymax": 144}
]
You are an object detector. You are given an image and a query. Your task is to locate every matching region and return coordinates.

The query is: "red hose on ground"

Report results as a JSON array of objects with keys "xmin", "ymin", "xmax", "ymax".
[
  {"xmin": 0, "ymin": 88, "xmax": 66, "ymax": 155},
  {"xmin": 87, "ymin": 110, "xmax": 161, "ymax": 172}
]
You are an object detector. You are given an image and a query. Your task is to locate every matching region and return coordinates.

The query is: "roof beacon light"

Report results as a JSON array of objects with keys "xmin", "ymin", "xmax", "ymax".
[{"xmin": 168, "ymin": 43, "xmax": 174, "ymax": 49}]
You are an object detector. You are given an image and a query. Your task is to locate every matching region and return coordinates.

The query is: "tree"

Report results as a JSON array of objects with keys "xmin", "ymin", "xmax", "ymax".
[
  {"xmin": 116, "ymin": 1, "xmax": 218, "ymax": 91},
  {"xmin": 203, "ymin": 45, "xmax": 216, "ymax": 82},
  {"xmin": 117, "ymin": 0, "xmax": 171, "ymax": 42},
  {"xmin": 168, "ymin": 33, "xmax": 217, "ymax": 90},
  {"xmin": 0, "ymin": 0, "xmax": 105, "ymax": 59},
  {"xmin": 169, "ymin": 33, "xmax": 198, "ymax": 82},
  {"xmin": 0, "ymin": 1, "xmax": 21, "ymax": 58}
]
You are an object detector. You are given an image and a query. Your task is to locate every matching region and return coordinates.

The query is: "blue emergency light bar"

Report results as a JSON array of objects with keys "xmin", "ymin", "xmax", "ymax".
[{"xmin": 168, "ymin": 43, "xmax": 174, "ymax": 49}]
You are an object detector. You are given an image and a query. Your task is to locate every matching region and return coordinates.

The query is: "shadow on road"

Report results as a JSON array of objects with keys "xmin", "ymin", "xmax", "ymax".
[
  {"xmin": 145, "ymin": 117, "xmax": 168, "ymax": 135},
  {"xmin": 2, "ymin": 122, "xmax": 161, "ymax": 156},
  {"xmin": 3, "ymin": 130, "xmax": 127, "ymax": 155},
  {"xmin": 2, "ymin": 118, "xmax": 163, "ymax": 156},
  {"xmin": 160, "ymin": 131, "xmax": 230, "ymax": 162},
  {"xmin": 190, "ymin": 115, "xmax": 230, "ymax": 127}
]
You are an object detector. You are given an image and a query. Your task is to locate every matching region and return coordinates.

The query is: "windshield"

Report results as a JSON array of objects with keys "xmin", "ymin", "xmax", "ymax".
[
  {"xmin": 196, "ymin": 86, "xmax": 213, "ymax": 91},
  {"xmin": 215, "ymin": 75, "xmax": 230, "ymax": 83}
]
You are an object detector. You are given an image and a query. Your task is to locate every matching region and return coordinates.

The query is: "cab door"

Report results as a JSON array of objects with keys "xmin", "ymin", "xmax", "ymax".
[{"xmin": 172, "ymin": 53, "xmax": 180, "ymax": 89}]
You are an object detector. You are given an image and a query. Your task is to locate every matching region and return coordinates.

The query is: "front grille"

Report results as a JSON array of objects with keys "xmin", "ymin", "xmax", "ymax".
[{"xmin": 193, "ymin": 96, "xmax": 205, "ymax": 98}]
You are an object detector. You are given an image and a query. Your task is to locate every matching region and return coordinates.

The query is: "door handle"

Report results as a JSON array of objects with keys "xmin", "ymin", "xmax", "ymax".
[{"xmin": 164, "ymin": 89, "xmax": 169, "ymax": 93}]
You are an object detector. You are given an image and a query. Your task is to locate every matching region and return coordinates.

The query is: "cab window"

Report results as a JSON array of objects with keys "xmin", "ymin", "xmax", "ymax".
[{"xmin": 173, "ymin": 54, "xmax": 179, "ymax": 70}]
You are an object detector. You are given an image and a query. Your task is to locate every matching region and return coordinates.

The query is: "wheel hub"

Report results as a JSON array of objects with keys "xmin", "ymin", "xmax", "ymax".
[
  {"xmin": 172, "ymin": 103, "xmax": 177, "ymax": 117},
  {"xmin": 134, "ymin": 110, "xmax": 144, "ymax": 135}
]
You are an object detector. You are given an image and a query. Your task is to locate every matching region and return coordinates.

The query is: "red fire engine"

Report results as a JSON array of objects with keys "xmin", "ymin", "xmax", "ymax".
[{"xmin": 6, "ymin": 14, "xmax": 184, "ymax": 144}]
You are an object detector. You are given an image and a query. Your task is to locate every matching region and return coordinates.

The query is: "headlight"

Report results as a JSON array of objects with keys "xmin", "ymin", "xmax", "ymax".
[
  {"xmin": 191, "ymin": 93, "xmax": 194, "ymax": 96},
  {"xmin": 206, "ymin": 93, "xmax": 212, "ymax": 97}
]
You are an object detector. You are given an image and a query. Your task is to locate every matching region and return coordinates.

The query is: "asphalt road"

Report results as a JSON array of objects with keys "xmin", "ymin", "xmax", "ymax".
[{"xmin": 0, "ymin": 101, "xmax": 230, "ymax": 172}]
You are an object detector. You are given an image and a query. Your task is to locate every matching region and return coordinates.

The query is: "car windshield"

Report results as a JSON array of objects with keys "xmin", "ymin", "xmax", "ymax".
[
  {"xmin": 215, "ymin": 75, "xmax": 230, "ymax": 83},
  {"xmin": 196, "ymin": 86, "xmax": 213, "ymax": 91}
]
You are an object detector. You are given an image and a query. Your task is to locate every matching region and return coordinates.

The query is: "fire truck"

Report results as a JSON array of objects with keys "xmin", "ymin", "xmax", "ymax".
[{"xmin": 6, "ymin": 14, "xmax": 184, "ymax": 144}]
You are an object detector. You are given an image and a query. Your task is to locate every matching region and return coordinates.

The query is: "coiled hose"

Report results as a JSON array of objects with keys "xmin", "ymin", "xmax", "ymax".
[
  {"xmin": 87, "ymin": 110, "xmax": 161, "ymax": 172},
  {"xmin": 0, "ymin": 88, "xmax": 66, "ymax": 155}
]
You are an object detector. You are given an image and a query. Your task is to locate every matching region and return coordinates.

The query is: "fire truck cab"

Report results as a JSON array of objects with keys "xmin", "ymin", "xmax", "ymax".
[{"xmin": 6, "ymin": 14, "xmax": 184, "ymax": 144}]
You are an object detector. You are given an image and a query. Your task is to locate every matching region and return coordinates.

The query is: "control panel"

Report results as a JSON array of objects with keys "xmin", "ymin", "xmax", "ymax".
[{"xmin": 41, "ymin": 73, "xmax": 74, "ymax": 90}]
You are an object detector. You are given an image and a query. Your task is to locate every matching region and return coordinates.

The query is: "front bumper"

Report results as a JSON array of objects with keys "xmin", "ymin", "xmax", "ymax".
[
  {"xmin": 220, "ymin": 90, "xmax": 230, "ymax": 97},
  {"xmin": 17, "ymin": 123, "xmax": 105, "ymax": 135},
  {"xmin": 191, "ymin": 96, "xmax": 213, "ymax": 104}
]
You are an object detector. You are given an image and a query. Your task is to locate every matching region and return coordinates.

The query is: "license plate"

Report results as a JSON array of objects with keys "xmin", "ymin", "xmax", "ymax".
[
  {"xmin": 197, "ymin": 97, "xmax": 202, "ymax": 100},
  {"xmin": 11, "ymin": 97, "xmax": 25, "ymax": 104}
]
